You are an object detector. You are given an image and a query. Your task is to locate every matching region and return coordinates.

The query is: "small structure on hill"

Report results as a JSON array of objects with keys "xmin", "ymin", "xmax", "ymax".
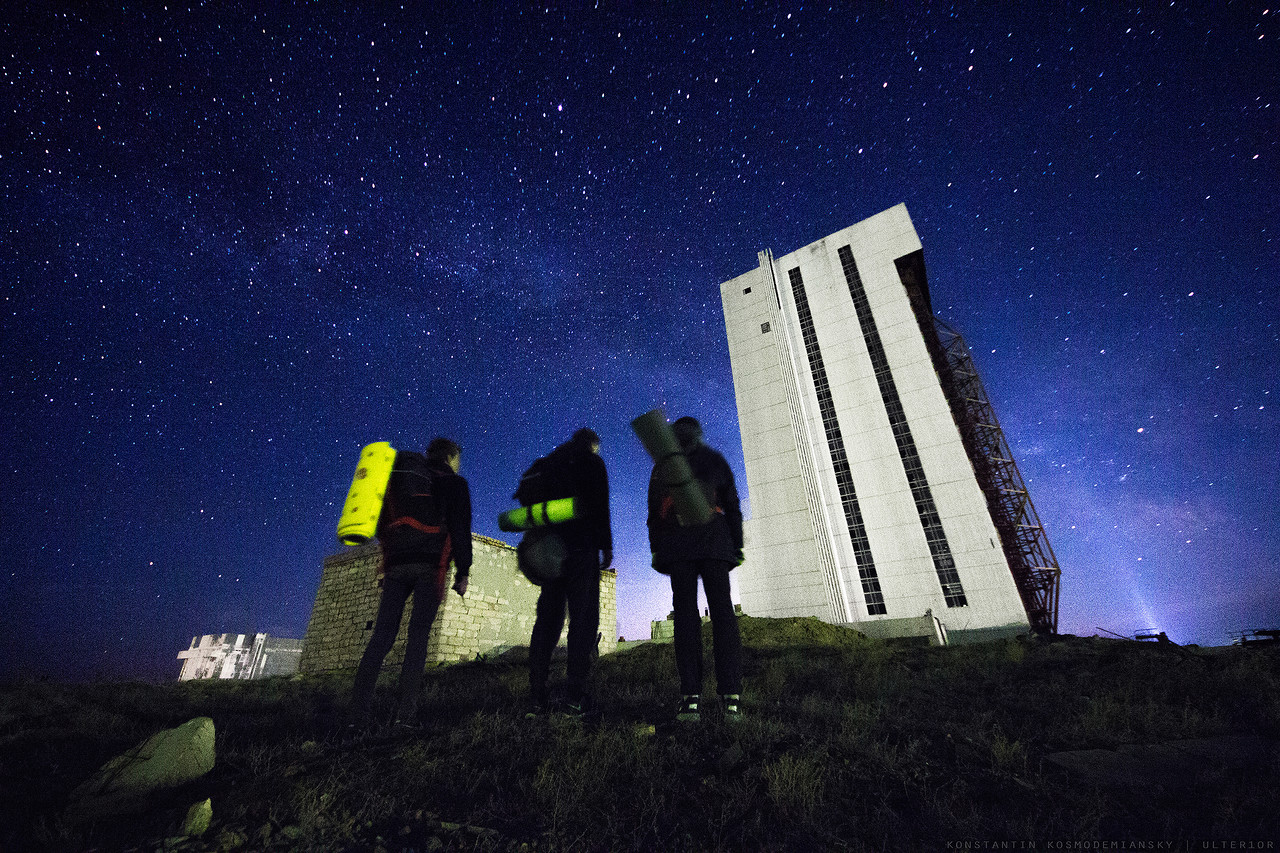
[
  {"xmin": 651, "ymin": 605, "xmax": 746, "ymax": 642},
  {"xmin": 648, "ymin": 606, "xmax": 949, "ymax": 646},
  {"xmin": 177, "ymin": 633, "xmax": 302, "ymax": 681},
  {"xmin": 299, "ymin": 534, "xmax": 618, "ymax": 673},
  {"xmin": 1234, "ymin": 629, "xmax": 1280, "ymax": 646}
]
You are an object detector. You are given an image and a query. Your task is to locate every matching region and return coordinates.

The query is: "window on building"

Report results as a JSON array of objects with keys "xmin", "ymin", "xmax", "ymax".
[
  {"xmin": 837, "ymin": 246, "xmax": 968, "ymax": 608},
  {"xmin": 788, "ymin": 266, "xmax": 888, "ymax": 616}
]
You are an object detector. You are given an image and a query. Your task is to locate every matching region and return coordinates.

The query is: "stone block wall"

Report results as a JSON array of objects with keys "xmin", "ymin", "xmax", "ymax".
[
  {"xmin": 649, "ymin": 604, "xmax": 743, "ymax": 642},
  {"xmin": 300, "ymin": 535, "xmax": 618, "ymax": 674},
  {"xmin": 600, "ymin": 568, "xmax": 618, "ymax": 646},
  {"xmin": 299, "ymin": 545, "xmax": 383, "ymax": 673}
]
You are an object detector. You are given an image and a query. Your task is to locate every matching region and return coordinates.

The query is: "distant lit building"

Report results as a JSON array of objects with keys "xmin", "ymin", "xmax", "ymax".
[
  {"xmin": 177, "ymin": 633, "xmax": 303, "ymax": 681},
  {"xmin": 720, "ymin": 203, "xmax": 1060, "ymax": 643}
]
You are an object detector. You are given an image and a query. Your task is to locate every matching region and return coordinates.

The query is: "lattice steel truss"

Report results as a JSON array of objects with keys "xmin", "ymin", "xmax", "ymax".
[{"xmin": 930, "ymin": 318, "xmax": 1062, "ymax": 634}]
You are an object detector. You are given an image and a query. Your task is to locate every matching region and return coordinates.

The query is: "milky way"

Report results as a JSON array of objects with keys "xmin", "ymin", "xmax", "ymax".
[{"xmin": 3, "ymin": 4, "xmax": 1276, "ymax": 679}]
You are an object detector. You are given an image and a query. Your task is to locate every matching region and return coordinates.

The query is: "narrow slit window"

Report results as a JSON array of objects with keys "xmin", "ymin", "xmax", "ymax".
[
  {"xmin": 788, "ymin": 266, "xmax": 887, "ymax": 616},
  {"xmin": 838, "ymin": 245, "xmax": 968, "ymax": 608}
]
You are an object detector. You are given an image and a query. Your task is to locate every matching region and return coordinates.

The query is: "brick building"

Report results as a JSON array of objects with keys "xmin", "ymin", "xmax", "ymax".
[{"xmin": 299, "ymin": 534, "xmax": 618, "ymax": 673}]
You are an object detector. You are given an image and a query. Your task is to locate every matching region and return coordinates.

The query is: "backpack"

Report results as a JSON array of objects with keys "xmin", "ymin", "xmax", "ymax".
[
  {"xmin": 377, "ymin": 451, "xmax": 449, "ymax": 558},
  {"xmin": 654, "ymin": 445, "xmax": 719, "ymax": 528},
  {"xmin": 516, "ymin": 528, "xmax": 567, "ymax": 586},
  {"xmin": 513, "ymin": 445, "xmax": 577, "ymax": 507},
  {"xmin": 512, "ymin": 445, "xmax": 578, "ymax": 585}
]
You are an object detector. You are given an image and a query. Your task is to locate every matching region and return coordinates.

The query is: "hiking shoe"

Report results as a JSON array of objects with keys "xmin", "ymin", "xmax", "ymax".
[
  {"xmin": 722, "ymin": 694, "xmax": 743, "ymax": 721},
  {"xmin": 525, "ymin": 687, "xmax": 550, "ymax": 719},
  {"xmin": 676, "ymin": 694, "xmax": 701, "ymax": 722},
  {"xmin": 563, "ymin": 694, "xmax": 593, "ymax": 719}
]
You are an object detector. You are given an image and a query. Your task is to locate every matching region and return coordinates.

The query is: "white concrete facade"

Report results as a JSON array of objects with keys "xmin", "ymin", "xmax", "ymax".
[
  {"xmin": 177, "ymin": 632, "xmax": 303, "ymax": 681},
  {"xmin": 720, "ymin": 204, "xmax": 1030, "ymax": 641}
]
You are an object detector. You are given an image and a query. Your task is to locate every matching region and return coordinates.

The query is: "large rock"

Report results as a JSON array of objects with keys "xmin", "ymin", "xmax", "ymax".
[
  {"xmin": 66, "ymin": 716, "xmax": 216, "ymax": 819},
  {"xmin": 181, "ymin": 797, "xmax": 213, "ymax": 837},
  {"xmin": 1045, "ymin": 736, "xmax": 1277, "ymax": 790}
]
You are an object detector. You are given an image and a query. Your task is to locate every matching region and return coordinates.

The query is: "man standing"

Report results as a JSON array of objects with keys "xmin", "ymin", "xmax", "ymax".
[
  {"xmin": 648, "ymin": 417, "xmax": 744, "ymax": 722},
  {"xmin": 352, "ymin": 437, "xmax": 471, "ymax": 724},
  {"xmin": 527, "ymin": 428, "xmax": 612, "ymax": 715}
]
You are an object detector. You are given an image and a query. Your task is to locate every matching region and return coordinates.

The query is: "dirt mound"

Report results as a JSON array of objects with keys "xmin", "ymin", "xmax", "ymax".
[{"xmin": 738, "ymin": 615, "xmax": 871, "ymax": 650}]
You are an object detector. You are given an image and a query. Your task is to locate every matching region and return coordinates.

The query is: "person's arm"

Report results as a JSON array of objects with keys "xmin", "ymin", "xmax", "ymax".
[
  {"xmin": 646, "ymin": 465, "xmax": 661, "ymax": 535},
  {"xmin": 597, "ymin": 459, "xmax": 613, "ymax": 554},
  {"xmin": 720, "ymin": 454, "xmax": 745, "ymax": 557},
  {"xmin": 448, "ymin": 475, "xmax": 473, "ymax": 588},
  {"xmin": 646, "ymin": 464, "xmax": 666, "ymax": 569}
]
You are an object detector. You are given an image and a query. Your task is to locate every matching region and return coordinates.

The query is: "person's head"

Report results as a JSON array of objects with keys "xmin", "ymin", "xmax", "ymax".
[
  {"xmin": 571, "ymin": 427, "xmax": 601, "ymax": 455},
  {"xmin": 672, "ymin": 416, "xmax": 704, "ymax": 450},
  {"xmin": 426, "ymin": 437, "xmax": 462, "ymax": 472}
]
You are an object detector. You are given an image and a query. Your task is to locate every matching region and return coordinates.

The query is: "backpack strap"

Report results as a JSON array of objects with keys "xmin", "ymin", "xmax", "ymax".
[{"xmin": 386, "ymin": 517, "xmax": 444, "ymax": 535}]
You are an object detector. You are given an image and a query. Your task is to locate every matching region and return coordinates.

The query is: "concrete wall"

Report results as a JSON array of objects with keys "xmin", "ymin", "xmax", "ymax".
[
  {"xmin": 650, "ymin": 604, "xmax": 745, "ymax": 642},
  {"xmin": 720, "ymin": 204, "xmax": 1030, "ymax": 640},
  {"xmin": 722, "ymin": 261, "xmax": 841, "ymax": 622},
  {"xmin": 299, "ymin": 534, "xmax": 618, "ymax": 673}
]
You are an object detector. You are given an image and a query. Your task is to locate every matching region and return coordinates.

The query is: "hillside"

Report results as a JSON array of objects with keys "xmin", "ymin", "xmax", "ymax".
[{"xmin": 2, "ymin": 617, "xmax": 1277, "ymax": 851}]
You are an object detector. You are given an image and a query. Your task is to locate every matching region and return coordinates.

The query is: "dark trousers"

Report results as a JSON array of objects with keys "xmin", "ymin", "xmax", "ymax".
[
  {"xmin": 352, "ymin": 564, "xmax": 443, "ymax": 718},
  {"xmin": 529, "ymin": 550, "xmax": 600, "ymax": 702},
  {"xmin": 669, "ymin": 559, "xmax": 742, "ymax": 696}
]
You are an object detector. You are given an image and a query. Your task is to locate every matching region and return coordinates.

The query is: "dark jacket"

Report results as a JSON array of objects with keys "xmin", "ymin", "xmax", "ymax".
[
  {"xmin": 647, "ymin": 441, "xmax": 743, "ymax": 569},
  {"xmin": 378, "ymin": 454, "xmax": 473, "ymax": 580},
  {"xmin": 554, "ymin": 443, "xmax": 612, "ymax": 554}
]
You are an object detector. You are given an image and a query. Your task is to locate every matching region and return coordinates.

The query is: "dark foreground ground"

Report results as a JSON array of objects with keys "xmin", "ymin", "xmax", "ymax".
[{"xmin": 2, "ymin": 617, "xmax": 1277, "ymax": 852}]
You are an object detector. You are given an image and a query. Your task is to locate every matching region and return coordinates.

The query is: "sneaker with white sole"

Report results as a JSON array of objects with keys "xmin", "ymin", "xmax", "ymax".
[{"xmin": 722, "ymin": 694, "xmax": 742, "ymax": 721}]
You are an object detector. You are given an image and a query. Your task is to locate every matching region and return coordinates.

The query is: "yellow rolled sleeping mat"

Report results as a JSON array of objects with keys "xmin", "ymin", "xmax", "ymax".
[
  {"xmin": 498, "ymin": 497, "xmax": 580, "ymax": 532},
  {"xmin": 336, "ymin": 441, "xmax": 397, "ymax": 545}
]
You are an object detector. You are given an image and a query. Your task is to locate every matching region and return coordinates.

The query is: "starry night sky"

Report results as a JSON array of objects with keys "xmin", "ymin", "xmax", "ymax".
[{"xmin": 3, "ymin": 4, "xmax": 1276, "ymax": 681}]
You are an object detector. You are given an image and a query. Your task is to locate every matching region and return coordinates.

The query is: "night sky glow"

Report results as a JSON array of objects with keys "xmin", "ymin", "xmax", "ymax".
[{"xmin": 3, "ymin": 4, "xmax": 1277, "ymax": 681}]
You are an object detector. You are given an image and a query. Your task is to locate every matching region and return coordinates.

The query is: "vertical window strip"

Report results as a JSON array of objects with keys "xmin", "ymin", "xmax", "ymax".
[
  {"xmin": 837, "ymin": 247, "xmax": 968, "ymax": 608},
  {"xmin": 788, "ymin": 267, "xmax": 887, "ymax": 615},
  {"xmin": 766, "ymin": 260, "xmax": 848, "ymax": 623}
]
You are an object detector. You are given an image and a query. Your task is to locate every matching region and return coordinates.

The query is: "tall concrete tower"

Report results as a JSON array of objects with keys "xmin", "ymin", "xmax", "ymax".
[{"xmin": 720, "ymin": 204, "xmax": 1059, "ymax": 643}]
